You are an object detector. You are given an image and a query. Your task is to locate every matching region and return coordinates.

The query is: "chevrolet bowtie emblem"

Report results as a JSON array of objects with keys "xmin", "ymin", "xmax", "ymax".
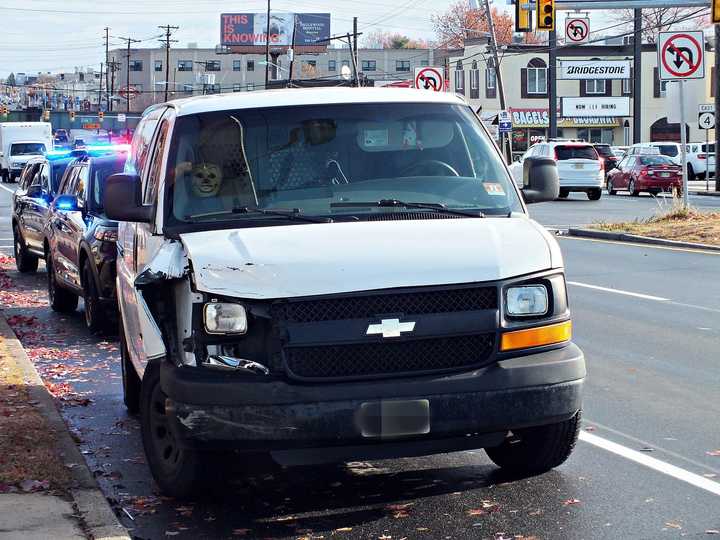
[{"xmin": 366, "ymin": 318, "xmax": 416, "ymax": 339}]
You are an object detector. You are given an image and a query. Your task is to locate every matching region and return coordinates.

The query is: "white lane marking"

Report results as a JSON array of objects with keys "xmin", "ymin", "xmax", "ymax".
[
  {"xmin": 568, "ymin": 281, "xmax": 669, "ymax": 302},
  {"xmin": 580, "ymin": 431, "xmax": 720, "ymax": 496},
  {"xmin": 585, "ymin": 419, "xmax": 720, "ymax": 475},
  {"xmin": 0, "ymin": 184, "xmax": 15, "ymax": 194}
]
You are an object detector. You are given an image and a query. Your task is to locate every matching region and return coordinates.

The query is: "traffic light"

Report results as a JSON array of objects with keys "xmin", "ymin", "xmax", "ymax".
[
  {"xmin": 98, "ymin": 110, "xmax": 104, "ymax": 121},
  {"xmin": 713, "ymin": 0, "xmax": 720, "ymax": 24},
  {"xmin": 515, "ymin": 0, "xmax": 532, "ymax": 33},
  {"xmin": 536, "ymin": 0, "xmax": 555, "ymax": 31},
  {"xmin": 70, "ymin": 111, "xmax": 75, "ymax": 122},
  {"xmin": 1, "ymin": 105, "xmax": 7, "ymax": 116},
  {"xmin": 43, "ymin": 109, "xmax": 50, "ymax": 121}
]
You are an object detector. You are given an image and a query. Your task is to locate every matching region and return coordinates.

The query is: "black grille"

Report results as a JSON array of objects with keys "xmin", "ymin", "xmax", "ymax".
[
  {"xmin": 285, "ymin": 334, "xmax": 495, "ymax": 379},
  {"xmin": 274, "ymin": 287, "xmax": 497, "ymax": 324}
]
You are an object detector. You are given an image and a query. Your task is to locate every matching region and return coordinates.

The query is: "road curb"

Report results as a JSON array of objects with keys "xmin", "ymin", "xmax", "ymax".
[
  {"xmin": 567, "ymin": 228, "xmax": 720, "ymax": 252},
  {"xmin": 0, "ymin": 315, "xmax": 131, "ymax": 540},
  {"xmin": 689, "ymin": 191, "xmax": 720, "ymax": 198}
]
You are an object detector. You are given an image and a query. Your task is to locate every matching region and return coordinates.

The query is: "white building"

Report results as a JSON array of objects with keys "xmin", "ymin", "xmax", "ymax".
[{"xmin": 448, "ymin": 38, "xmax": 717, "ymax": 154}]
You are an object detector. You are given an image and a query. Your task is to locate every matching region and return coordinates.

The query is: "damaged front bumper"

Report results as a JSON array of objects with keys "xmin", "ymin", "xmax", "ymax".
[{"xmin": 161, "ymin": 343, "xmax": 585, "ymax": 465}]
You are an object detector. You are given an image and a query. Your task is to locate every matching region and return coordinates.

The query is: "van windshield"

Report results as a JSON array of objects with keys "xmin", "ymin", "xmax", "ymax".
[
  {"xmin": 11, "ymin": 143, "xmax": 46, "ymax": 156},
  {"xmin": 165, "ymin": 103, "xmax": 522, "ymax": 226}
]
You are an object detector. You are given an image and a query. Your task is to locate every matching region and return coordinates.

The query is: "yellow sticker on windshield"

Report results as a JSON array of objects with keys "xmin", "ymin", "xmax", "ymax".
[{"xmin": 483, "ymin": 182, "xmax": 505, "ymax": 196}]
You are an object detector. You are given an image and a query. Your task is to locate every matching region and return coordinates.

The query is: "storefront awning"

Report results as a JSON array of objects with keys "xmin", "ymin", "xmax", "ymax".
[{"xmin": 510, "ymin": 108, "xmax": 620, "ymax": 129}]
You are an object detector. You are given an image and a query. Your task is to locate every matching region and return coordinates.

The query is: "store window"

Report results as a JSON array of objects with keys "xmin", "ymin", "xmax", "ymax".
[
  {"xmin": 578, "ymin": 128, "xmax": 614, "ymax": 144},
  {"xmin": 585, "ymin": 79, "xmax": 606, "ymax": 94},
  {"xmin": 523, "ymin": 58, "xmax": 547, "ymax": 97}
]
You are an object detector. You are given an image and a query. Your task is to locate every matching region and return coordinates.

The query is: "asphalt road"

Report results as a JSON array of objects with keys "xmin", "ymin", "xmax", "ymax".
[{"xmin": 1, "ymin": 183, "xmax": 720, "ymax": 539}]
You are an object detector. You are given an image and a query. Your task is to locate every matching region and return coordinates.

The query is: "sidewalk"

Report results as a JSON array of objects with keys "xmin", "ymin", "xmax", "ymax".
[
  {"xmin": 0, "ymin": 315, "xmax": 129, "ymax": 540},
  {"xmin": 688, "ymin": 180, "xmax": 720, "ymax": 197}
]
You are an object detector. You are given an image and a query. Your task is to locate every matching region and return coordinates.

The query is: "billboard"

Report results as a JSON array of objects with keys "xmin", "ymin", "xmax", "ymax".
[{"xmin": 221, "ymin": 13, "xmax": 330, "ymax": 52}]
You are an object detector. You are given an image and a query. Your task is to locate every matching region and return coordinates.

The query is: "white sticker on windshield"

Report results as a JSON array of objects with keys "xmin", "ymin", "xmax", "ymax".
[
  {"xmin": 363, "ymin": 129, "xmax": 389, "ymax": 147},
  {"xmin": 483, "ymin": 182, "xmax": 506, "ymax": 196},
  {"xmin": 402, "ymin": 122, "xmax": 417, "ymax": 148}
]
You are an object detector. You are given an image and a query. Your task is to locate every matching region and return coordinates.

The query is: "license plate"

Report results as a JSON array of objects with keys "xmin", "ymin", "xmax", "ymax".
[
  {"xmin": 358, "ymin": 399, "xmax": 430, "ymax": 438},
  {"xmin": 660, "ymin": 172, "xmax": 670, "ymax": 178},
  {"xmin": 573, "ymin": 163, "xmax": 584, "ymax": 170}
]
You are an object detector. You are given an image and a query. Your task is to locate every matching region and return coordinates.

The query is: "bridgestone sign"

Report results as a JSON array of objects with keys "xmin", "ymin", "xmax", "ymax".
[{"xmin": 559, "ymin": 60, "xmax": 632, "ymax": 80}]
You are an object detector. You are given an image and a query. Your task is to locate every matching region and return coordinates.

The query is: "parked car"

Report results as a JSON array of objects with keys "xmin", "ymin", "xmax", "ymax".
[
  {"xmin": 106, "ymin": 88, "xmax": 584, "ymax": 498},
  {"xmin": 0, "ymin": 122, "xmax": 53, "ymax": 182},
  {"xmin": 593, "ymin": 143, "xmax": 620, "ymax": 177},
  {"xmin": 510, "ymin": 140, "xmax": 603, "ymax": 200},
  {"xmin": 606, "ymin": 154, "xmax": 682, "ymax": 196},
  {"xmin": 10, "ymin": 153, "xmax": 76, "ymax": 272},
  {"xmin": 627, "ymin": 142, "xmax": 715, "ymax": 179},
  {"xmin": 611, "ymin": 146, "xmax": 628, "ymax": 159},
  {"xmin": 44, "ymin": 152, "xmax": 126, "ymax": 332}
]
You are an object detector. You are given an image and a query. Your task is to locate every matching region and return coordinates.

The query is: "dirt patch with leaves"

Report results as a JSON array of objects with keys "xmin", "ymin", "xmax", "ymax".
[
  {"xmin": 591, "ymin": 206, "xmax": 720, "ymax": 246},
  {"xmin": 0, "ymin": 337, "xmax": 72, "ymax": 492}
]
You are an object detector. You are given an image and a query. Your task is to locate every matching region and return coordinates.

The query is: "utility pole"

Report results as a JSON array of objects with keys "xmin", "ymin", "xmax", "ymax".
[
  {"xmin": 104, "ymin": 27, "xmax": 110, "ymax": 108},
  {"xmin": 108, "ymin": 58, "xmax": 120, "ymax": 112},
  {"xmin": 549, "ymin": 29, "xmax": 557, "ymax": 139},
  {"xmin": 98, "ymin": 63, "xmax": 103, "ymax": 112},
  {"xmin": 482, "ymin": 0, "xmax": 511, "ymax": 162},
  {"xmin": 265, "ymin": 0, "xmax": 271, "ymax": 87},
  {"xmin": 633, "ymin": 9, "xmax": 642, "ymax": 144},
  {"xmin": 288, "ymin": 15, "xmax": 297, "ymax": 84},
  {"xmin": 158, "ymin": 25, "xmax": 179, "ymax": 102},
  {"xmin": 353, "ymin": 17, "xmax": 359, "ymax": 78},
  {"xmin": 715, "ymin": 23, "xmax": 719, "ymax": 191},
  {"xmin": 116, "ymin": 36, "xmax": 141, "ymax": 113}
]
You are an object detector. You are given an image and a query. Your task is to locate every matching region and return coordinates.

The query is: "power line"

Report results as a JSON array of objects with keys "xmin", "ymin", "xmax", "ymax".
[{"xmin": 158, "ymin": 25, "xmax": 179, "ymax": 102}]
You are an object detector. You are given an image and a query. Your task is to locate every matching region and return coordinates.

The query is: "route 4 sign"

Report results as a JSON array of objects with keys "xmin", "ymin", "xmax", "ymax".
[
  {"xmin": 565, "ymin": 17, "xmax": 589, "ymax": 44},
  {"xmin": 414, "ymin": 67, "xmax": 444, "ymax": 92},
  {"xmin": 698, "ymin": 104, "xmax": 716, "ymax": 130},
  {"xmin": 658, "ymin": 31, "xmax": 705, "ymax": 80}
]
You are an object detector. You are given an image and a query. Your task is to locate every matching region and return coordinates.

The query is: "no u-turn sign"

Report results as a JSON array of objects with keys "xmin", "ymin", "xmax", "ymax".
[{"xmin": 658, "ymin": 31, "xmax": 706, "ymax": 80}]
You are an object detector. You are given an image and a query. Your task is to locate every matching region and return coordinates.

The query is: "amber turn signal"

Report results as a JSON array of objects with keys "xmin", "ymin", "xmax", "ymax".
[{"xmin": 500, "ymin": 321, "xmax": 572, "ymax": 352}]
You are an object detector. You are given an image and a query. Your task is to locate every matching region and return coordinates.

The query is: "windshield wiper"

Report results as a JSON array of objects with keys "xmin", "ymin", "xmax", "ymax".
[
  {"xmin": 185, "ymin": 206, "xmax": 332, "ymax": 223},
  {"xmin": 330, "ymin": 199, "xmax": 485, "ymax": 218}
]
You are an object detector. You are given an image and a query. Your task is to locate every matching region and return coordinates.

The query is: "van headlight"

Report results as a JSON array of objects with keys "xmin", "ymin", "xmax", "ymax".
[
  {"xmin": 204, "ymin": 303, "xmax": 247, "ymax": 334},
  {"xmin": 506, "ymin": 285, "xmax": 549, "ymax": 317}
]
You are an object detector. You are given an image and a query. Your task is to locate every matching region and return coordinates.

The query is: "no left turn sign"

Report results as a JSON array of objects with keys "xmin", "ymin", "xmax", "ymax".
[
  {"xmin": 565, "ymin": 18, "xmax": 589, "ymax": 44},
  {"xmin": 658, "ymin": 31, "xmax": 705, "ymax": 80},
  {"xmin": 414, "ymin": 67, "xmax": 444, "ymax": 92}
]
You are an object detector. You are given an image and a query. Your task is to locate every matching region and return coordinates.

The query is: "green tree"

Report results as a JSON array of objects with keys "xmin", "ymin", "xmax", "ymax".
[{"xmin": 6, "ymin": 73, "xmax": 16, "ymax": 86}]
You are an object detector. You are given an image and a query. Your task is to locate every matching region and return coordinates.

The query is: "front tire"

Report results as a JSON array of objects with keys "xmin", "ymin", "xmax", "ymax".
[
  {"xmin": 587, "ymin": 188, "xmax": 602, "ymax": 201},
  {"xmin": 141, "ymin": 362, "xmax": 205, "ymax": 498},
  {"xmin": 607, "ymin": 179, "xmax": 616, "ymax": 196},
  {"xmin": 46, "ymin": 253, "xmax": 78, "ymax": 313},
  {"xmin": 13, "ymin": 226, "xmax": 38, "ymax": 273},
  {"xmin": 687, "ymin": 164, "xmax": 695, "ymax": 180},
  {"xmin": 558, "ymin": 189, "xmax": 569, "ymax": 199},
  {"xmin": 82, "ymin": 260, "xmax": 107, "ymax": 334},
  {"xmin": 485, "ymin": 410, "xmax": 582, "ymax": 474}
]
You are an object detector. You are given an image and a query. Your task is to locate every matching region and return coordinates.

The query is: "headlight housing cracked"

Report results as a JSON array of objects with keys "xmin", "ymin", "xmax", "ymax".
[{"xmin": 203, "ymin": 302, "xmax": 248, "ymax": 335}]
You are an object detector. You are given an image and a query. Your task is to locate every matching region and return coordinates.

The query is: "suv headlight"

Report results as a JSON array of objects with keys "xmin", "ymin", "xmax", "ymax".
[
  {"xmin": 506, "ymin": 285, "xmax": 548, "ymax": 317},
  {"xmin": 204, "ymin": 302, "xmax": 247, "ymax": 335}
]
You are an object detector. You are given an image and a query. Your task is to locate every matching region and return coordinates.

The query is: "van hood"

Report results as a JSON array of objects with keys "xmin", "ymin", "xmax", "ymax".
[{"xmin": 179, "ymin": 217, "xmax": 560, "ymax": 300}]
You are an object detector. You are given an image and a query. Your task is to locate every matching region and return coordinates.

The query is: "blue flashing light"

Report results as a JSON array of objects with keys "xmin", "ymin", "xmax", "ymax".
[
  {"xmin": 57, "ymin": 201, "xmax": 75, "ymax": 210},
  {"xmin": 47, "ymin": 149, "xmax": 72, "ymax": 158},
  {"xmin": 86, "ymin": 143, "xmax": 130, "ymax": 155}
]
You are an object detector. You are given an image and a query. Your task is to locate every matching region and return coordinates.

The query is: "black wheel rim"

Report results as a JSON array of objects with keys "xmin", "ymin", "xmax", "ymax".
[
  {"xmin": 148, "ymin": 383, "xmax": 182, "ymax": 474},
  {"xmin": 84, "ymin": 272, "xmax": 96, "ymax": 328}
]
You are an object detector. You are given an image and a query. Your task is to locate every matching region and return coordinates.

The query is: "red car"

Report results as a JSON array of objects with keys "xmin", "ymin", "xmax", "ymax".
[{"xmin": 606, "ymin": 154, "xmax": 682, "ymax": 196}]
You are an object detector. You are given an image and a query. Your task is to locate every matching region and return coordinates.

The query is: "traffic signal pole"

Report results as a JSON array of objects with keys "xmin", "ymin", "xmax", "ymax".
[
  {"xmin": 549, "ymin": 29, "xmax": 558, "ymax": 139},
  {"xmin": 633, "ymin": 9, "xmax": 643, "ymax": 144}
]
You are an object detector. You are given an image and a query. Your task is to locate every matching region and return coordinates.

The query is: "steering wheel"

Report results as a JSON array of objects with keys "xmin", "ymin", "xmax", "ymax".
[{"xmin": 400, "ymin": 160, "xmax": 461, "ymax": 178}]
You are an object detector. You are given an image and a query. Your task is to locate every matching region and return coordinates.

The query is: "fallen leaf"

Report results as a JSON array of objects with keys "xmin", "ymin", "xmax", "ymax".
[
  {"xmin": 706, "ymin": 530, "xmax": 720, "ymax": 535},
  {"xmin": 706, "ymin": 450, "xmax": 720, "ymax": 457},
  {"xmin": 562, "ymin": 498, "xmax": 581, "ymax": 506},
  {"xmin": 467, "ymin": 509, "xmax": 486, "ymax": 516},
  {"xmin": 334, "ymin": 528, "xmax": 353, "ymax": 532},
  {"xmin": 665, "ymin": 521, "xmax": 682, "ymax": 530}
]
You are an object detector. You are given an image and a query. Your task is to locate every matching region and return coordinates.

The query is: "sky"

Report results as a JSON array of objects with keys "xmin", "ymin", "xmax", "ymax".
[{"xmin": 0, "ymin": 0, "xmax": 618, "ymax": 78}]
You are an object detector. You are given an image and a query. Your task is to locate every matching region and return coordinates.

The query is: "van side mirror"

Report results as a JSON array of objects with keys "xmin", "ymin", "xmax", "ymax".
[
  {"xmin": 104, "ymin": 173, "xmax": 152, "ymax": 223},
  {"xmin": 522, "ymin": 156, "xmax": 560, "ymax": 204}
]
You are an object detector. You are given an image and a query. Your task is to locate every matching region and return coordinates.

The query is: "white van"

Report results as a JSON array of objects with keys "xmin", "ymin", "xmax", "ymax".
[
  {"xmin": 0, "ymin": 122, "xmax": 53, "ymax": 182},
  {"xmin": 104, "ymin": 88, "xmax": 585, "ymax": 497}
]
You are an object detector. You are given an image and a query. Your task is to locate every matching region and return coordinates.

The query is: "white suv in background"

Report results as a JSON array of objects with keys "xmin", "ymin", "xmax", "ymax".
[{"xmin": 510, "ymin": 140, "xmax": 603, "ymax": 200}]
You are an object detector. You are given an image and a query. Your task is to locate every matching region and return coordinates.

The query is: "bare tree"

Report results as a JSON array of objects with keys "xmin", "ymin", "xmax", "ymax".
[
  {"xmin": 362, "ymin": 30, "xmax": 430, "ymax": 49},
  {"xmin": 610, "ymin": 8, "xmax": 709, "ymax": 43}
]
